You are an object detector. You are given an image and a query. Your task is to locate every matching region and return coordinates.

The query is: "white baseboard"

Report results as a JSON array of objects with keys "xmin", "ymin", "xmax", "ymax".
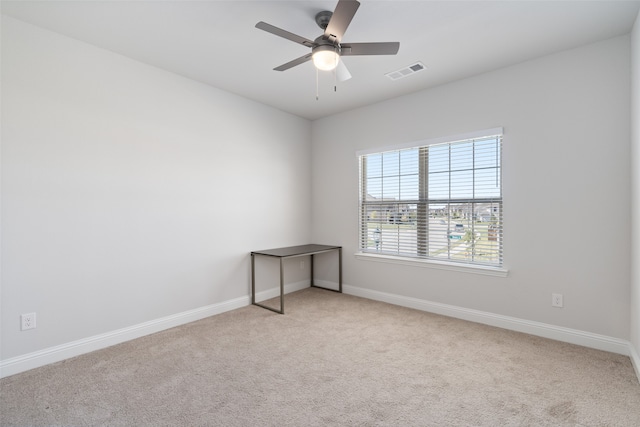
[
  {"xmin": 3, "ymin": 281, "xmax": 637, "ymax": 385},
  {"xmin": 254, "ymin": 280, "xmax": 310, "ymax": 302},
  {"xmin": 0, "ymin": 281, "xmax": 311, "ymax": 379},
  {"xmin": 630, "ymin": 343, "xmax": 640, "ymax": 383},
  {"xmin": 312, "ymin": 279, "xmax": 341, "ymax": 291},
  {"xmin": 343, "ymin": 284, "xmax": 632, "ymax": 356},
  {"xmin": 0, "ymin": 295, "xmax": 248, "ymax": 379}
]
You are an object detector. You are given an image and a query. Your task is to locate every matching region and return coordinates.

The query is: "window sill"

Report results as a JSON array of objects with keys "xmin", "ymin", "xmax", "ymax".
[{"xmin": 354, "ymin": 252, "xmax": 509, "ymax": 277}]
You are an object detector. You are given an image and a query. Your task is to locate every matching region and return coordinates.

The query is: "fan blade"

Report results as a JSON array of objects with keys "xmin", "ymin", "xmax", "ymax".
[
  {"xmin": 324, "ymin": 0, "xmax": 360, "ymax": 43},
  {"xmin": 255, "ymin": 22, "xmax": 314, "ymax": 48},
  {"xmin": 341, "ymin": 42, "xmax": 400, "ymax": 56},
  {"xmin": 336, "ymin": 60, "xmax": 352, "ymax": 82},
  {"xmin": 274, "ymin": 53, "xmax": 313, "ymax": 71}
]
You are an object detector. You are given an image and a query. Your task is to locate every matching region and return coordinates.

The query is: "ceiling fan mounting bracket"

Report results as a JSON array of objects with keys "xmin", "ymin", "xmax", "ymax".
[{"xmin": 315, "ymin": 11, "xmax": 333, "ymax": 30}]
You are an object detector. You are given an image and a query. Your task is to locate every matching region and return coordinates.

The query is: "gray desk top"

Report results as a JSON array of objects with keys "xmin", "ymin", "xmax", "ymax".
[{"xmin": 251, "ymin": 244, "xmax": 341, "ymax": 258}]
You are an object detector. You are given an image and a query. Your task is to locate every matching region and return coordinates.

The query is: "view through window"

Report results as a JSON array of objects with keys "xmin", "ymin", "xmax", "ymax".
[{"xmin": 359, "ymin": 132, "xmax": 503, "ymax": 267}]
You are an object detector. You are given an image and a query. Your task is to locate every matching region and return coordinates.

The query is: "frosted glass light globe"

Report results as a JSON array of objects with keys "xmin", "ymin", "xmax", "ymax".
[{"xmin": 312, "ymin": 49, "xmax": 339, "ymax": 71}]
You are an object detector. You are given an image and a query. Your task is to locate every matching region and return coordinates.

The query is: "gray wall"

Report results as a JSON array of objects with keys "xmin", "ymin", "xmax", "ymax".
[
  {"xmin": 1, "ymin": 16, "xmax": 312, "ymax": 361},
  {"xmin": 311, "ymin": 36, "xmax": 631, "ymax": 340}
]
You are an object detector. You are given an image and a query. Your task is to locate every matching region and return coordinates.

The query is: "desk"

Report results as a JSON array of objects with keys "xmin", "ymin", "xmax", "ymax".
[{"xmin": 251, "ymin": 244, "xmax": 342, "ymax": 314}]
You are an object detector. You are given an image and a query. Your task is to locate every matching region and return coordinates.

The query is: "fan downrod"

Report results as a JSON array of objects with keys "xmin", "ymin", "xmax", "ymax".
[{"xmin": 315, "ymin": 11, "xmax": 333, "ymax": 30}]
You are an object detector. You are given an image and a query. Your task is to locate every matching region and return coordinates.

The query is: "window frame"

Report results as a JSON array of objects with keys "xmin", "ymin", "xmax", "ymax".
[{"xmin": 356, "ymin": 128, "xmax": 507, "ymax": 277}]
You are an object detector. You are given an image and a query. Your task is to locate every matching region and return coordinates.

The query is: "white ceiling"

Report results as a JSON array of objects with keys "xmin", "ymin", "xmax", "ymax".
[{"xmin": 3, "ymin": 0, "xmax": 639, "ymax": 120}]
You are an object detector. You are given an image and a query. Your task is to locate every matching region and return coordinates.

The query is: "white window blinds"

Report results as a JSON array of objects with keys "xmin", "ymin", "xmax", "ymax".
[{"xmin": 359, "ymin": 131, "xmax": 503, "ymax": 267}]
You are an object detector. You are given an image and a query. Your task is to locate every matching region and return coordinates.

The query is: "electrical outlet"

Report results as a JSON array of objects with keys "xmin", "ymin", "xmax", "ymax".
[
  {"xmin": 21, "ymin": 312, "xmax": 36, "ymax": 330},
  {"xmin": 300, "ymin": 260, "xmax": 305, "ymax": 270},
  {"xmin": 552, "ymin": 294, "xmax": 563, "ymax": 308}
]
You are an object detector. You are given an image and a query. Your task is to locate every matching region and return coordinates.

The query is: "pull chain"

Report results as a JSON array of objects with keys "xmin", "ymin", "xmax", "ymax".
[
  {"xmin": 316, "ymin": 54, "xmax": 339, "ymax": 100},
  {"xmin": 333, "ymin": 56, "xmax": 338, "ymax": 92}
]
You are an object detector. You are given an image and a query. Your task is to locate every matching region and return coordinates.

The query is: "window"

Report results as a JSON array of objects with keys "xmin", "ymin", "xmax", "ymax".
[{"xmin": 358, "ymin": 129, "xmax": 503, "ymax": 269}]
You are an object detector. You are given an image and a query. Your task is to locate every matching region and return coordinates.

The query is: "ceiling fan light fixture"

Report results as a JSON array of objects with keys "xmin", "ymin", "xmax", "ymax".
[{"xmin": 312, "ymin": 46, "xmax": 340, "ymax": 71}]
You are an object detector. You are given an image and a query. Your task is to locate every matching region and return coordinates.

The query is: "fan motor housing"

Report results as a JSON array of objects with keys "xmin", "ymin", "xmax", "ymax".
[
  {"xmin": 313, "ymin": 43, "xmax": 340, "ymax": 56},
  {"xmin": 312, "ymin": 36, "xmax": 341, "ymax": 54}
]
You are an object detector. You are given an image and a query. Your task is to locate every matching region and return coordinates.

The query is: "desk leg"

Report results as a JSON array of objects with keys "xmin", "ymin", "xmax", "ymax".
[
  {"xmin": 339, "ymin": 247, "xmax": 343, "ymax": 293},
  {"xmin": 310, "ymin": 248, "xmax": 342, "ymax": 293},
  {"xmin": 251, "ymin": 254, "xmax": 285, "ymax": 315},
  {"xmin": 279, "ymin": 257, "xmax": 285, "ymax": 314},
  {"xmin": 251, "ymin": 253, "xmax": 255, "ymax": 304}
]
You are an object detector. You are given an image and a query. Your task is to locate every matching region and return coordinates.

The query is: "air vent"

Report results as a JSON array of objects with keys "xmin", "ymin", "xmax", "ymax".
[{"xmin": 385, "ymin": 62, "xmax": 426, "ymax": 81}]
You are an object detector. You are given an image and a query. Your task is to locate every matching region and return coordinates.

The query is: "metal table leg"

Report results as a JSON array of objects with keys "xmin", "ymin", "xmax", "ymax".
[
  {"xmin": 279, "ymin": 257, "xmax": 284, "ymax": 314},
  {"xmin": 251, "ymin": 253, "xmax": 255, "ymax": 304},
  {"xmin": 310, "ymin": 249, "xmax": 343, "ymax": 293},
  {"xmin": 338, "ymin": 247, "xmax": 342, "ymax": 292},
  {"xmin": 251, "ymin": 253, "xmax": 285, "ymax": 314}
]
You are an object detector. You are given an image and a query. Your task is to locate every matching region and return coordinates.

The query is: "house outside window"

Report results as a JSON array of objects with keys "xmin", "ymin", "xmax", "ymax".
[{"xmin": 358, "ymin": 129, "xmax": 503, "ymax": 269}]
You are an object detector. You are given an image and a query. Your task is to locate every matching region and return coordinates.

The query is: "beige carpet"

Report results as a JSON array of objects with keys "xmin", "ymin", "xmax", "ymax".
[{"xmin": 1, "ymin": 288, "xmax": 639, "ymax": 426}]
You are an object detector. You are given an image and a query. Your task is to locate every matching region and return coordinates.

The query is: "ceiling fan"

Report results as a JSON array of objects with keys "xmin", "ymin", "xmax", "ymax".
[{"xmin": 255, "ymin": 0, "xmax": 399, "ymax": 80}]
